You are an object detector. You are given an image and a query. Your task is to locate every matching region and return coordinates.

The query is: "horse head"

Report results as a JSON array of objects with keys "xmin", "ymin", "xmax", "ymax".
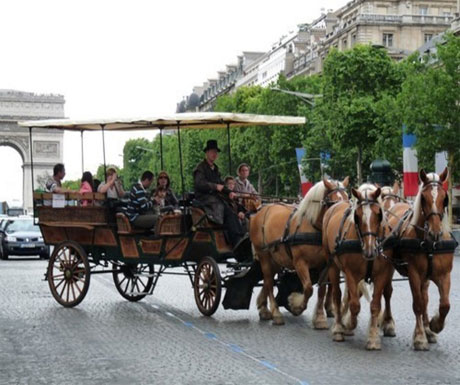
[
  {"xmin": 379, "ymin": 181, "xmax": 401, "ymax": 211},
  {"xmin": 418, "ymin": 168, "xmax": 448, "ymax": 242},
  {"xmin": 322, "ymin": 176, "xmax": 349, "ymax": 207},
  {"xmin": 352, "ymin": 185, "xmax": 383, "ymax": 260}
]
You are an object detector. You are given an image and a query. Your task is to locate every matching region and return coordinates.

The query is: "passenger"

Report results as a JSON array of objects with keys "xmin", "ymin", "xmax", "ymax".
[
  {"xmin": 126, "ymin": 171, "xmax": 157, "ymax": 230},
  {"xmin": 152, "ymin": 186, "xmax": 167, "ymax": 216},
  {"xmin": 234, "ymin": 163, "xmax": 258, "ymax": 196},
  {"xmin": 224, "ymin": 176, "xmax": 246, "ymax": 221},
  {"xmin": 97, "ymin": 168, "xmax": 126, "ymax": 199},
  {"xmin": 45, "ymin": 163, "xmax": 71, "ymax": 193},
  {"xmin": 193, "ymin": 140, "xmax": 244, "ymax": 247},
  {"xmin": 154, "ymin": 171, "xmax": 178, "ymax": 207},
  {"xmin": 79, "ymin": 171, "xmax": 94, "ymax": 207}
]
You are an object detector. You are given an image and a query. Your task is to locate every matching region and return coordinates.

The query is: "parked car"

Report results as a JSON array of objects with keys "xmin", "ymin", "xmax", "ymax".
[{"xmin": 0, "ymin": 217, "xmax": 49, "ymax": 260}]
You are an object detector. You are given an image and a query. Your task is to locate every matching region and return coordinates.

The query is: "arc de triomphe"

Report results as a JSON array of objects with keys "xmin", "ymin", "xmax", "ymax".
[{"xmin": 0, "ymin": 89, "xmax": 65, "ymax": 213}]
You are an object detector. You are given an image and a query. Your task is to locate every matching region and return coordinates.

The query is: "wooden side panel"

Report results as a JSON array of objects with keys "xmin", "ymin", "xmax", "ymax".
[
  {"xmin": 41, "ymin": 226, "xmax": 67, "ymax": 244},
  {"xmin": 66, "ymin": 228, "xmax": 93, "ymax": 245},
  {"xmin": 94, "ymin": 228, "xmax": 117, "ymax": 246},
  {"xmin": 140, "ymin": 239, "xmax": 163, "ymax": 255},
  {"xmin": 215, "ymin": 231, "xmax": 231, "ymax": 253},
  {"xmin": 193, "ymin": 231, "xmax": 212, "ymax": 243},
  {"xmin": 120, "ymin": 236, "xmax": 139, "ymax": 258},
  {"xmin": 165, "ymin": 238, "xmax": 189, "ymax": 260}
]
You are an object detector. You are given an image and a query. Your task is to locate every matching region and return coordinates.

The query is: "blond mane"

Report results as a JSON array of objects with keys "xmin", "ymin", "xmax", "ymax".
[
  {"xmin": 293, "ymin": 181, "xmax": 327, "ymax": 223},
  {"xmin": 350, "ymin": 184, "xmax": 378, "ymax": 224},
  {"xmin": 410, "ymin": 172, "xmax": 450, "ymax": 232}
]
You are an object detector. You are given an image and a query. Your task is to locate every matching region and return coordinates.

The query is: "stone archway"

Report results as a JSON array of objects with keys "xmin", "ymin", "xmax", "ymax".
[{"xmin": 0, "ymin": 90, "xmax": 65, "ymax": 213}]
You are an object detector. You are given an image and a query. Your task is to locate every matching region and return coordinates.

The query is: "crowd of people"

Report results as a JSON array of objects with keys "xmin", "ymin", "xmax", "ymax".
[{"xmin": 45, "ymin": 139, "xmax": 258, "ymax": 248}]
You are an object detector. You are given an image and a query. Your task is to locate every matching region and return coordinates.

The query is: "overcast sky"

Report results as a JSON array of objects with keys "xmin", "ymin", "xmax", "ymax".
[{"xmin": 0, "ymin": 0, "xmax": 346, "ymax": 204}]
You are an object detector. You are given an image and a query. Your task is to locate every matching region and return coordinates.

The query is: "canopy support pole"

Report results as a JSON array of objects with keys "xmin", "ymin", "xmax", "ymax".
[
  {"xmin": 226, "ymin": 122, "xmax": 231, "ymax": 175},
  {"xmin": 176, "ymin": 122, "xmax": 185, "ymax": 197},
  {"xmin": 28, "ymin": 126, "xmax": 35, "ymax": 195},
  {"xmin": 101, "ymin": 125, "xmax": 107, "ymax": 182},
  {"xmin": 160, "ymin": 128, "xmax": 164, "ymax": 171},
  {"xmin": 80, "ymin": 130, "xmax": 84, "ymax": 174}
]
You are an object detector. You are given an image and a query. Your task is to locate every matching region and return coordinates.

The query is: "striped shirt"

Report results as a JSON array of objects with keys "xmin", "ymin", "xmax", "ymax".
[{"xmin": 126, "ymin": 182, "xmax": 153, "ymax": 222}]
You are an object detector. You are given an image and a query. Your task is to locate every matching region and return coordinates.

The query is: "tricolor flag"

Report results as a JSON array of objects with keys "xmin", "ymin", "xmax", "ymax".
[
  {"xmin": 403, "ymin": 132, "xmax": 418, "ymax": 197},
  {"xmin": 296, "ymin": 148, "xmax": 313, "ymax": 197}
]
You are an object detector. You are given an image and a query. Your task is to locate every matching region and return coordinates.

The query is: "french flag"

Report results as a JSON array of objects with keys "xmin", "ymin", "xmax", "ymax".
[
  {"xmin": 403, "ymin": 133, "xmax": 418, "ymax": 197},
  {"xmin": 296, "ymin": 148, "xmax": 313, "ymax": 197}
]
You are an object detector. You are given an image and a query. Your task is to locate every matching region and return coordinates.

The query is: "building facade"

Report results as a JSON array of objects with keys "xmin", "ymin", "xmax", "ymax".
[{"xmin": 0, "ymin": 90, "xmax": 65, "ymax": 213}]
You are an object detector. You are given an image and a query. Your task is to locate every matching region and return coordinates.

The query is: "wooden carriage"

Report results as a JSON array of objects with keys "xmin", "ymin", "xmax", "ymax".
[{"xmin": 20, "ymin": 113, "xmax": 306, "ymax": 315}]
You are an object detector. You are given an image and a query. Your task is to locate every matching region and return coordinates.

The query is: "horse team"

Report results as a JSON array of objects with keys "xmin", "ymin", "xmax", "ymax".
[{"xmin": 249, "ymin": 168, "xmax": 455, "ymax": 351}]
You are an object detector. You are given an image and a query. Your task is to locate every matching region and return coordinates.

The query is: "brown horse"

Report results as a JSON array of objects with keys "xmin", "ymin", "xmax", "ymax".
[
  {"xmin": 379, "ymin": 181, "xmax": 402, "ymax": 212},
  {"xmin": 323, "ymin": 184, "xmax": 396, "ymax": 350},
  {"xmin": 387, "ymin": 168, "xmax": 454, "ymax": 350},
  {"xmin": 250, "ymin": 177, "xmax": 349, "ymax": 326}
]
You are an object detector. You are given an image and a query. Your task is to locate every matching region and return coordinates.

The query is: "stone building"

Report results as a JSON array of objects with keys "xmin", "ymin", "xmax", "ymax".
[{"xmin": 0, "ymin": 90, "xmax": 65, "ymax": 213}]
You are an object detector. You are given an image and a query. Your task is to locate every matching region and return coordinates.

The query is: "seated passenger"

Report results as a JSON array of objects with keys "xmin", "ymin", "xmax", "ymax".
[
  {"xmin": 97, "ymin": 168, "xmax": 126, "ymax": 199},
  {"xmin": 46, "ymin": 163, "xmax": 71, "ymax": 193},
  {"xmin": 224, "ymin": 176, "xmax": 246, "ymax": 221},
  {"xmin": 126, "ymin": 171, "xmax": 157, "ymax": 229},
  {"xmin": 154, "ymin": 171, "xmax": 178, "ymax": 207},
  {"xmin": 152, "ymin": 186, "xmax": 166, "ymax": 216},
  {"xmin": 234, "ymin": 163, "xmax": 258, "ymax": 195},
  {"xmin": 79, "ymin": 171, "xmax": 94, "ymax": 207}
]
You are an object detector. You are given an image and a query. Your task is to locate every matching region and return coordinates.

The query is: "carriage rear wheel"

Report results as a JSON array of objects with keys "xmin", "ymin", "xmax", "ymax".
[
  {"xmin": 112, "ymin": 263, "xmax": 154, "ymax": 302},
  {"xmin": 47, "ymin": 241, "xmax": 90, "ymax": 308},
  {"xmin": 194, "ymin": 256, "xmax": 222, "ymax": 316}
]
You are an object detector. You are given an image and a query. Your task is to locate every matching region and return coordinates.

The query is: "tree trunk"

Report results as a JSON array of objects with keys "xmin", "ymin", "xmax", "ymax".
[
  {"xmin": 258, "ymin": 171, "xmax": 263, "ymax": 195},
  {"xmin": 448, "ymin": 151, "xmax": 454, "ymax": 227},
  {"xmin": 357, "ymin": 146, "xmax": 363, "ymax": 185}
]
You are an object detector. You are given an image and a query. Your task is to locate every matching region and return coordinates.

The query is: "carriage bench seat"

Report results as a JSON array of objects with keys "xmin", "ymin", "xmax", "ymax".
[
  {"xmin": 116, "ymin": 213, "xmax": 146, "ymax": 235},
  {"xmin": 190, "ymin": 207, "xmax": 222, "ymax": 229}
]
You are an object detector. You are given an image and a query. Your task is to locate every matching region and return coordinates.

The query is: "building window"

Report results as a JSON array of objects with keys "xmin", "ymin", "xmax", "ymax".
[
  {"xmin": 424, "ymin": 34, "xmax": 433, "ymax": 43},
  {"xmin": 382, "ymin": 33, "xmax": 393, "ymax": 47},
  {"xmin": 352, "ymin": 34, "xmax": 357, "ymax": 45},
  {"xmin": 262, "ymin": 71, "xmax": 267, "ymax": 79},
  {"xmin": 420, "ymin": 7, "xmax": 428, "ymax": 16},
  {"xmin": 342, "ymin": 38, "xmax": 347, "ymax": 48}
]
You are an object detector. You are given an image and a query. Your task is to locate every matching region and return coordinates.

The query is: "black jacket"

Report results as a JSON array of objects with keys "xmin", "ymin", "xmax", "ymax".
[{"xmin": 193, "ymin": 160, "xmax": 230, "ymax": 224}]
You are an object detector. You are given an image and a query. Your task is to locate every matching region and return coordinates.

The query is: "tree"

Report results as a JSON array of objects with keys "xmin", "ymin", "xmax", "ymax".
[
  {"xmin": 399, "ymin": 33, "xmax": 460, "ymax": 223},
  {"xmin": 123, "ymin": 138, "xmax": 155, "ymax": 187},
  {"xmin": 311, "ymin": 45, "xmax": 404, "ymax": 184}
]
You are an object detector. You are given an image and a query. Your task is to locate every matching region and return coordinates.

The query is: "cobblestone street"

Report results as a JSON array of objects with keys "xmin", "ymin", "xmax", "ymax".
[{"xmin": 1, "ymin": 255, "xmax": 459, "ymax": 385}]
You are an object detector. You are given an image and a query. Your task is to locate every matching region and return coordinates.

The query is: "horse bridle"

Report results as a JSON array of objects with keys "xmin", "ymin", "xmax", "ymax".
[
  {"xmin": 322, "ymin": 187, "xmax": 348, "ymax": 207},
  {"xmin": 420, "ymin": 181, "xmax": 446, "ymax": 221},
  {"xmin": 354, "ymin": 198, "xmax": 384, "ymax": 259}
]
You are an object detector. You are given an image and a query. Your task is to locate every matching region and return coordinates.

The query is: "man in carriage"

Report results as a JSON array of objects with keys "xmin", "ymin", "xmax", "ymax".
[{"xmin": 193, "ymin": 140, "xmax": 244, "ymax": 248}]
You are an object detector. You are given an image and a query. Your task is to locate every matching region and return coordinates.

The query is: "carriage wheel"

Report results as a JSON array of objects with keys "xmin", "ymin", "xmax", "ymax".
[
  {"xmin": 194, "ymin": 256, "xmax": 222, "ymax": 316},
  {"xmin": 47, "ymin": 241, "xmax": 90, "ymax": 308},
  {"xmin": 112, "ymin": 263, "xmax": 154, "ymax": 302}
]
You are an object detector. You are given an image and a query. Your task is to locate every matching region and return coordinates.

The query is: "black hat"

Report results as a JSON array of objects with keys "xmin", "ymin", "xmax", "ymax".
[{"xmin": 203, "ymin": 140, "xmax": 221, "ymax": 152}]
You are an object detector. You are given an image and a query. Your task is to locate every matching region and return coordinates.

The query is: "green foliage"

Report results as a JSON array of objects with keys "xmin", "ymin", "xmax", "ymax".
[
  {"xmin": 62, "ymin": 179, "xmax": 80, "ymax": 191},
  {"xmin": 123, "ymin": 138, "xmax": 155, "ymax": 187},
  {"xmin": 399, "ymin": 33, "xmax": 460, "ymax": 179}
]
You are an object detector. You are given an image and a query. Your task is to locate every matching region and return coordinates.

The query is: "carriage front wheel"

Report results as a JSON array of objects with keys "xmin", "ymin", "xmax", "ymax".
[
  {"xmin": 47, "ymin": 241, "xmax": 90, "ymax": 307},
  {"xmin": 194, "ymin": 256, "xmax": 222, "ymax": 316},
  {"xmin": 112, "ymin": 263, "xmax": 154, "ymax": 302}
]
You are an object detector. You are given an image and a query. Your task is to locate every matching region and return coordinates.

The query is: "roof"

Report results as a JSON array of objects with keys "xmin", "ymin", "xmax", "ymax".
[{"xmin": 18, "ymin": 112, "xmax": 306, "ymax": 131}]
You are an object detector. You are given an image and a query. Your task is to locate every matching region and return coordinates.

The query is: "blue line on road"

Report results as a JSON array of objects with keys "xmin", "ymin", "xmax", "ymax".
[
  {"xmin": 204, "ymin": 332, "xmax": 217, "ymax": 339},
  {"xmin": 260, "ymin": 360, "xmax": 276, "ymax": 370}
]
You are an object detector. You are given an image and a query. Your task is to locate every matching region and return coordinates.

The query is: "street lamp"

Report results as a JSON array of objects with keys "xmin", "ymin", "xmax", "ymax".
[{"xmin": 270, "ymin": 87, "xmax": 323, "ymax": 106}]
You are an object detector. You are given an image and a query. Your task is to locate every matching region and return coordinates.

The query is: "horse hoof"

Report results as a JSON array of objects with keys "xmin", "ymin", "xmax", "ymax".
[
  {"xmin": 425, "ymin": 330, "xmax": 437, "ymax": 344},
  {"xmin": 429, "ymin": 317, "xmax": 443, "ymax": 334},
  {"xmin": 273, "ymin": 316, "xmax": 285, "ymax": 326},
  {"xmin": 366, "ymin": 340, "xmax": 382, "ymax": 351},
  {"xmin": 333, "ymin": 333, "xmax": 345, "ymax": 342},
  {"xmin": 413, "ymin": 340, "xmax": 429, "ymax": 351},
  {"xmin": 383, "ymin": 328, "xmax": 396, "ymax": 337},
  {"xmin": 343, "ymin": 329, "xmax": 354, "ymax": 336},
  {"xmin": 259, "ymin": 310, "xmax": 273, "ymax": 321},
  {"xmin": 313, "ymin": 319, "xmax": 329, "ymax": 330}
]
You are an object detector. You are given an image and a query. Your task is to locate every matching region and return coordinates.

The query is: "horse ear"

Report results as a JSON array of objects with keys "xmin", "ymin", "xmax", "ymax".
[
  {"xmin": 342, "ymin": 176, "xmax": 349, "ymax": 188},
  {"xmin": 372, "ymin": 187, "xmax": 381, "ymax": 200},
  {"xmin": 323, "ymin": 178, "xmax": 334, "ymax": 190},
  {"xmin": 374, "ymin": 183, "xmax": 381, "ymax": 188},
  {"xmin": 393, "ymin": 181, "xmax": 400, "ymax": 194},
  {"xmin": 419, "ymin": 169, "xmax": 428, "ymax": 184},
  {"xmin": 351, "ymin": 188, "xmax": 361, "ymax": 200},
  {"xmin": 439, "ymin": 167, "xmax": 449, "ymax": 183}
]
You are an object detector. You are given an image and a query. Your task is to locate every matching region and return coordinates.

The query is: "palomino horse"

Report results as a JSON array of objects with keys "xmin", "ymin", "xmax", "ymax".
[
  {"xmin": 250, "ymin": 177, "xmax": 349, "ymax": 326},
  {"xmin": 379, "ymin": 181, "xmax": 402, "ymax": 212},
  {"xmin": 387, "ymin": 168, "xmax": 455, "ymax": 350},
  {"xmin": 322, "ymin": 184, "xmax": 396, "ymax": 350}
]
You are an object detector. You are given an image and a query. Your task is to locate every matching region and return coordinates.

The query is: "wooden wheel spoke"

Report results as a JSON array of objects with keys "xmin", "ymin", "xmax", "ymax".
[
  {"xmin": 118, "ymin": 276, "xmax": 127, "ymax": 287},
  {"xmin": 59, "ymin": 281, "xmax": 68, "ymax": 298}
]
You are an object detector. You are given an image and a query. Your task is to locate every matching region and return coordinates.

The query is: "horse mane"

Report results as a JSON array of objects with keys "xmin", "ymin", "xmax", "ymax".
[
  {"xmin": 378, "ymin": 186, "xmax": 393, "ymax": 204},
  {"xmin": 410, "ymin": 173, "xmax": 450, "ymax": 232},
  {"xmin": 293, "ymin": 181, "xmax": 326, "ymax": 223}
]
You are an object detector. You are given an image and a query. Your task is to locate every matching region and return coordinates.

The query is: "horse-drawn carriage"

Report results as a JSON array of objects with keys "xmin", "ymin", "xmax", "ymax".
[{"xmin": 19, "ymin": 113, "xmax": 305, "ymax": 315}]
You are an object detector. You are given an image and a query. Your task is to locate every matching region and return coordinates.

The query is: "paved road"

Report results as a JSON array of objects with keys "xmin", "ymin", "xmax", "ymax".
[{"xmin": 0, "ymin": 255, "xmax": 459, "ymax": 385}]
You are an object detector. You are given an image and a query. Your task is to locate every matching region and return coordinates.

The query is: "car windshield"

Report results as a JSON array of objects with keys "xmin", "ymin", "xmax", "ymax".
[{"xmin": 5, "ymin": 220, "xmax": 39, "ymax": 233}]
